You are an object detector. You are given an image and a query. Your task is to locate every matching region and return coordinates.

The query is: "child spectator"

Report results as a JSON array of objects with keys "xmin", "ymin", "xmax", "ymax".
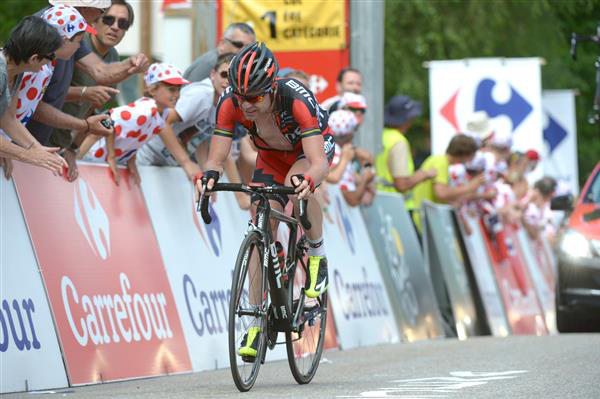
[{"xmin": 78, "ymin": 62, "xmax": 200, "ymax": 185}]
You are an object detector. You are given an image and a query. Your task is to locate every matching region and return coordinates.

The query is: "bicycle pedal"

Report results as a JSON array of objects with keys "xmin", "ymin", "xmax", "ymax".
[{"xmin": 241, "ymin": 355, "xmax": 256, "ymax": 363}]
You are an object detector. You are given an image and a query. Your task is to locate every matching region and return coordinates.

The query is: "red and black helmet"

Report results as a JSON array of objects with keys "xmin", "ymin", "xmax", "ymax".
[{"xmin": 228, "ymin": 42, "xmax": 278, "ymax": 96}]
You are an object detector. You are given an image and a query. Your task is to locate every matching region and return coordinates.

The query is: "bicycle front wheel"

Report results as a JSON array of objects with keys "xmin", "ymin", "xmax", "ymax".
[
  {"xmin": 285, "ymin": 256, "xmax": 328, "ymax": 384},
  {"xmin": 228, "ymin": 231, "xmax": 268, "ymax": 392}
]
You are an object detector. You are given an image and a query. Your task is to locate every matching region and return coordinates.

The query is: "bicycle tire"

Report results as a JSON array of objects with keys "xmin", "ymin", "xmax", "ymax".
[
  {"xmin": 285, "ymin": 254, "xmax": 328, "ymax": 384},
  {"xmin": 228, "ymin": 231, "xmax": 268, "ymax": 392}
]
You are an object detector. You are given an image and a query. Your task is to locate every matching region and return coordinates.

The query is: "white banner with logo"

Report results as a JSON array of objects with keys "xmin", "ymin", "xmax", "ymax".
[
  {"xmin": 323, "ymin": 185, "xmax": 399, "ymax": 349},
  {"xmin": 429, "ymin": 58, "xmax": 543, "ymax": 162},
  {"xmin": 542, "ymin": 90, "xmax": 579, "ymax": 195},
  {"xmin": 139, "ymin": 167, "xmax": 287, "ymax": 372},
  {"xmin": 0, "ymin": 179, "xmax": 69, "ymax": 393}
]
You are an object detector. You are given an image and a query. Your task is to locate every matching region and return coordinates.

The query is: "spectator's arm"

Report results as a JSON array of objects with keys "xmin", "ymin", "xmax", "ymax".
[
  {"xmin": 76, "ymin": 52, "xmax": 149, "ymax": 85},
  {"xmin": 392, "ymin": 169, "xmax": 436, "ymax": 193},
  {"xmin": 341, "ymin": 170, "xmax": 375, "ymax": 207},
  {"xmin": 353, "ymin": 147, "xmax": 374, "ymax": 165},
  {"xmin": 32, "ymin": 101, "xmax": 88, "ymax": 133},
  {"xmin": 76, "ymin": 134, "xmax": 102, "ymax": 160},
  {"xmin": 433, "ymin": 174, "xmax": 485, "ymax": 204},
  {"xmin": 157, "ymin": 110, "xmax": 201, "ymax": 181},
  {"xmin": 0, "ymin": 96, "xmax": 40, "ymax": 149},
  {"xmin": 65, "ymin": 85, "xmax": 120, "ymax": 107},
  {"xmin": 327, "ymin": 156, "xmax": 350, "ymax": 184}
]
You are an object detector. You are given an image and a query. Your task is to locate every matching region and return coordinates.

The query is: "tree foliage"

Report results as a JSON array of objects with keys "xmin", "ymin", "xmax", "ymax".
[
  {"xmin": 0, "ymin": 0, "xmax": 48, "ymax": 41},
  {"xmin": 385, "ymin": 0, "xmax": 600, "ymax": 185}
]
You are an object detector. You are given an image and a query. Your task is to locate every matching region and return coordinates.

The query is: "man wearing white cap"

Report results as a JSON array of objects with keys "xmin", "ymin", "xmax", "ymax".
[{"xmin": 26, "ymin": 0, "xmax": 148, "ymax": 161}]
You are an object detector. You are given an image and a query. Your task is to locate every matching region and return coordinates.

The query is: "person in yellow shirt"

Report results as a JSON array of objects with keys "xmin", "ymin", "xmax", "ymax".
[
  {"xmin": 412, "ymin": 134, "xmax": 485, "ymax": 230},
  {"xmin": 376, "ymin": 95, "xmax": 437, "ymax": 210}
]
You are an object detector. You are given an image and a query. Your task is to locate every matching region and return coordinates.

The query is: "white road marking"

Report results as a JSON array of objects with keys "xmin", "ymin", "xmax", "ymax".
[{"xmin": 338, "ymin": 370, "xmax": 528, "ymax": 398}]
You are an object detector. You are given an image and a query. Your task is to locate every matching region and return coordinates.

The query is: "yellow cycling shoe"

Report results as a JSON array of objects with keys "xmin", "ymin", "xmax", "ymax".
[{"xmin": 305, "ymin": 256, "xmax": 328, "ymax": 298}]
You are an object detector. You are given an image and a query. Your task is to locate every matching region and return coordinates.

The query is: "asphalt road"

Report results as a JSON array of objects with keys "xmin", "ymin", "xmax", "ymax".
[{"xmin": 7, "ymin": 334, "xmax": 600, "ymax": 399}]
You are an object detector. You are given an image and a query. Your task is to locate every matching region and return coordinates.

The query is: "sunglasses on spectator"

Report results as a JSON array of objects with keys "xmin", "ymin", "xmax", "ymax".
[
  {"xmin": 224, "ymin": 37, "xmax": 245, "ymax": 49},
  {"xmin": 101, "ymin": 15, "xmax": 130, "ymax": 30},
  {"xmin": 348, "ymin": 107, "xmax": 366, "ymax": 114},
  {"xmin": 42, "ymin": 52, "xmax": 56, "ymax": 61},
  {"xmin": 219, "ymin": 71, "xmax": 228, "ymax": 79}
]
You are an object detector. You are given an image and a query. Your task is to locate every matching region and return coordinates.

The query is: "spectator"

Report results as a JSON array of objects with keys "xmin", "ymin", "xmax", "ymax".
[
  {"xmin": 280, "ymin": 68, "xmax": 310, "ymax": 88},
  {"xmin": 375, "ymin": 95, "xmax": 436, "ymax": 211},
  {"xmin": 184, "ymin": 22, "xmax": 255, "ymax": 83},
  {"xmin": 320, "ymin": 67, "xmax": 362, "ymax": 112},
  {"xmin": 136, "ymin": 53, "xmax": 254, "ymax": 209},
  {"xmin": 522, "ymin": 176, "xmax": 557, "ymax": 240},
  {"xmin": 1, "ymin": 6, "xmax": 97, "ymax": 179},
  {"xmin": 77, "ymin": 63, "xmax": 198, "ymax": 186},
  {"xmin": 26, "ymin": 0, "xmax": 149, "ymax": 174},
  {"xmin": 326, "ymin": 109, "xmax": 375, "ymax": 207},
  {"xmin": 411, "ymin": 134, "xmax": 484, "ymax": 229},
  {"xmin": 51, "ymin": 0, "xmax": 134, "ymax": 181},
  {"xmin": 0, "ymin": 16, "xmax": 66, "ymax": 176}
]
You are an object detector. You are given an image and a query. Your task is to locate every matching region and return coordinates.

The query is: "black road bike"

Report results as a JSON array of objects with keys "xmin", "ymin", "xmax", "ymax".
[{"xmin": 198, "ymin": 181, "xmax": 328, "ymax": 392}]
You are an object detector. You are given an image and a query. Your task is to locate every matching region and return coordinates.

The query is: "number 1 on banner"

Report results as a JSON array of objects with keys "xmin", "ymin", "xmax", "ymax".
[{"xmin": 261, "ymin": 10, "xmax": 276, "ymax": 39}]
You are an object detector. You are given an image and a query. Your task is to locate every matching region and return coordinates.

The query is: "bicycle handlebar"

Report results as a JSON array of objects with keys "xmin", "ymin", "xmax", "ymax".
[{"xmin": 197, "ymin": 183, "xmax": 311, "ymax": 230}]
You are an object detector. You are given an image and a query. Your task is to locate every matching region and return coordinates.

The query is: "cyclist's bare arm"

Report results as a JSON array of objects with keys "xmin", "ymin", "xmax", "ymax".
[
  {"xmin": 198, "ymin": 134, "xmax": 232, "ymax": 193},
  {"xmin": 294, "ymin": 135, "xmax": 329, "ymax": 199}
]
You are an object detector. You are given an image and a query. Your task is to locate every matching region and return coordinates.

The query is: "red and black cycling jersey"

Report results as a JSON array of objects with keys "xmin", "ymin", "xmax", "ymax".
[{"xmin": 213, "ymin": 77, "xmax": 329, "ymax": 151}]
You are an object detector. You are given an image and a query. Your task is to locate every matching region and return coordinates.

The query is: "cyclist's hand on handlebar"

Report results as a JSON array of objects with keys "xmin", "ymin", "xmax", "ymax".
[
  {"xmin": 194, "ymin": 170, "xmax": 220, "ymax": 202},
  {"xmin": 291, "ymin": 174, "xmax": 315, "ymax": 200}
]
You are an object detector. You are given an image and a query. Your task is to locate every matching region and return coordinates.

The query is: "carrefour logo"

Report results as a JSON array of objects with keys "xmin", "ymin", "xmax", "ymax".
[
  {"xmin": 73, "ymin": 178, "xmax": 110, "ymax": 260},
  {"xmin": 441, "ymin": 78, "xmax": 533, "ymax": 134},
  {"xmin": 543, "ymin": 112, "xmax": 567, "ymax": 153},
  {"xmin": 334, "ymin": 195, "xmax": 355, "ymax": 254},
  {"xmin": 191, "ymin": 195, "xmax": 222, "ymax": 257}
]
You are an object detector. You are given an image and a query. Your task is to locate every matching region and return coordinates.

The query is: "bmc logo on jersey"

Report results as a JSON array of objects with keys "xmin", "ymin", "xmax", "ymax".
[
  {"xmin": 74, "ymin": 178, "xmax": 110, "ymax": 260},
  {"xmin": 190, "ymin": 194, "xmax": 222, "ymax": 257},
  {"xmin": 440, "ymin": 78, "xmax": 533, "ymax": 134},
  {"xmin": 285, "ymin": 79, "xmax": 317, "ymax": 110}
]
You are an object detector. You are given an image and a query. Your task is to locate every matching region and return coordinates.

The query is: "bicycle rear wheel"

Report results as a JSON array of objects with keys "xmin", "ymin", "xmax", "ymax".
[
  {"xmin": 229, "ymin": 231, "xmax": 268, "ymax": 392},
  {"xmin": 285, "ymin": 255, "xmax": 328, "ymax": 384}
]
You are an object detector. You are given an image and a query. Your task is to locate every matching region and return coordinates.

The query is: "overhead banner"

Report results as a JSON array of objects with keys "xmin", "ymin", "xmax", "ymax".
[
  {"xmin": 323, "ymin": 186, "xmax": 399, "ymax": 349},
  {"xmin": 12, "ymin": 163, "xmax": 192, "ymax": 385},
  {"xmin": 456, "ymin": 213, "xmax": 511, "ymax": 337},
  {"xmin": 479, "ymin": 221, "xmax": 547, "ymax": 335},
  {"xmin": 1, "ymin": 178, "xmax": 69, "ymax": 394},
  {"xmin": 217, "ymin": 0, "xmax": 349, "ymax": 101},
  {"xmin": 361, "ymin": 193, "xmax": 445, "ymax": 342},
  {"xmin": 421, "ymin": 201, "xmax": 482, "ymax": 339},
  {"xmin": 542, "ymin": 90, "xmax": 579, "ymax": 195},
  {"xmin": 139, "ymin": 167, "xmax": 290, "ymax": 371},
  {"xmin": 429, "ymin": 58, "xmax": 544, "ymax": 163}
]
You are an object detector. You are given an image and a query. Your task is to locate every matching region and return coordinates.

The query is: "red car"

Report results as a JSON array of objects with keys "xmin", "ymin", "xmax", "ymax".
[{"xmin": 554, "ymin": 161, "xmax": 600, "ymax": 332}]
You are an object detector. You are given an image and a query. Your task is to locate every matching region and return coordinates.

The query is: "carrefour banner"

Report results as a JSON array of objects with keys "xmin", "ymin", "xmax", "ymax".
[
  {"xmin": 1, "ymin": 178, "xmax": 68, "ymax": 393},
  {"xmin": 361, "ymin": 193, "xmax": 445, "ymax": 342},
  {"xmin": 12, "ymin": 163, "xmax": 192, "ymax": 385},
  {"xmin": 138, "ymin": 166, "xmax": 289, "ymax": 371},
  {"xmin": 323, "ymin": 186, "xmax": 399, "ymax": 349},
  {"xmin": 542, "ymin": 90, "xmax": 579, "ymax": 195},
  {"xmin": 429, "ymin": 58, "xmax": 543, "ymax": 157},
  {"xmin": 422, "ymin": 201, "xmax": 482, "ymax": 339},
  {"xmin": 456, "ymin": 213, "xmax": 511, "ymax": 337}
]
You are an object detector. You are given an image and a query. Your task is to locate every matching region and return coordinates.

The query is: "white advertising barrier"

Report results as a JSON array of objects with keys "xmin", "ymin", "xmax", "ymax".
[
  {"xmin": 323, "ymin": 185, "xmax": 400, "ymax": 349},
  {"xmin": 0, "ymin": 179, "xmax": 69, "ymax": 393},
  {"xmin": 516, "ymin": 229, "xmax": 557, "ymax": 334},
  {"xmin": 542, "ymin": 90, "xmax": 579, "ymax": 195},
  {"xmin": 429, "ymin": 58, "xmax": 544, "ymax": 177},
  {"xmin": 138, "ymin": 166, "xmax": 287, "ymax": 372},
  {"xmin": 457, "ymin": 213, "xmax": 511, "ymax": 337}
]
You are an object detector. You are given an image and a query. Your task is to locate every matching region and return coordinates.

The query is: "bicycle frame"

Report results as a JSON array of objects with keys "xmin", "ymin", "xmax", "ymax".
[{"xmin": 198, "ymin": 182, "xmax": 313, "ymax": 334}]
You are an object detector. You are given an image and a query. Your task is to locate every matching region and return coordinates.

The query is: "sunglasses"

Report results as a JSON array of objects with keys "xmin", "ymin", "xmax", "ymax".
[
  {"xmin": 235, "ymin": 92, "xmax": 268, "ymax": 104},
  {"xmin": 219, "ymin": 70, "xmax": 228, "ymax": 79},
  {"xmin": 348, "ymin": 107, "xmax": 366, "ymax": 114},
  {"xmin": 224, "ymin": 37, "xmax": 245, "ymax": 49},
  {"xmin": 101, "ymin": 15, "xmax": 130, "ymax": 30},
  {"xmin": 42, "ymin": 52, "xmax": 56, "ymax": 62}
]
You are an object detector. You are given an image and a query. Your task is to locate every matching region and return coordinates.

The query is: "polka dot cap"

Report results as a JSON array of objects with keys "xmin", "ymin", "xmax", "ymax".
[
  {"xmin": 42, "ymin": 5, "xmax": 96, "ymax": 39},
  {"xmin": 144, "ymin": 63, "xmax": 190, "ymax": 86},
  {"xmin": 328, "ymin": 110, "xmax": 358, "ymax": 137},
  {"xmin": 339, "ymin": 92, "xmax": 367, "ymax": 110}
]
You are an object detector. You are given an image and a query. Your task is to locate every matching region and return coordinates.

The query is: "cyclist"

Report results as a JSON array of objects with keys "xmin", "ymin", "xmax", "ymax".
[{"xmin": 194, "ymin": 42, "xmax": 333, "ymax": 360}]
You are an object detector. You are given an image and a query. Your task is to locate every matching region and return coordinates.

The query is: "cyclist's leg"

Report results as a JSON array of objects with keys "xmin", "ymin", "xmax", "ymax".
[{"xmin": 284, "ymin": 159, "xmax": 328, "ymax": 298}]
